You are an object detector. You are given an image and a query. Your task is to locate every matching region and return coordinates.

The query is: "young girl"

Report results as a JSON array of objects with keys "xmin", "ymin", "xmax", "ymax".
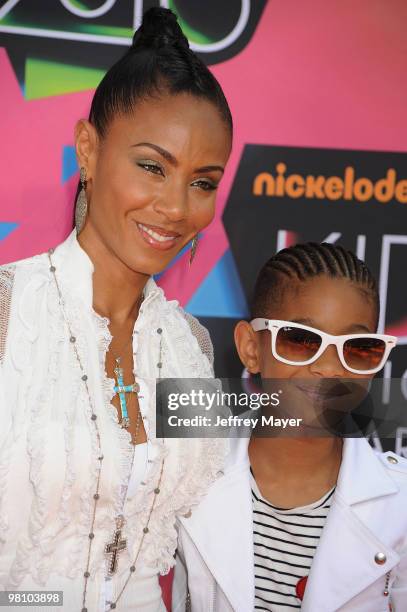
[{"xmin": 172, "ymin": 243, "xmax": 407, "ymax": 611}]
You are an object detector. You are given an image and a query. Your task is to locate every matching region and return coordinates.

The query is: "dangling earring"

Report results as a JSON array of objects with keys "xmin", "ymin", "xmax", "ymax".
[
  {"xmin": 189, "ymin": 235, "xmax": 199, "ymax": 266},
  {"xmin": 75, "ymin": 167, "xmax": 88, "ymax": 234}
]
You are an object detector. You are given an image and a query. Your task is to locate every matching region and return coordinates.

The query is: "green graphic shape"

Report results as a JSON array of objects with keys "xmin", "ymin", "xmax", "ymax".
[
  {"xmin": 69, "ymin": 0, "xmax": 89, "ymax": 9},
  {"xmin": 25, "ymin": 58, "xmax": 105, "ymax": 99},
  {"xmin": 66, "ymin": 0, "xmax": 87, "ymax": 9},
  {"xmin": 76, "ymin": 23, "xmax": 133, "ymax": 37}
]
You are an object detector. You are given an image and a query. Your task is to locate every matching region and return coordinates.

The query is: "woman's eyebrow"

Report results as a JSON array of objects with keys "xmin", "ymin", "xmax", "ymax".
[
  {"xmin": 195, "ymin": 165, "xmax": 224, "ymax": 174},
  {"xmin": 132, "ymin": 142, "xmax": 177, "ymax": 164},
  {"xmin": 131, "ymin": 142, "xmax": 224, "ymax": 174}
]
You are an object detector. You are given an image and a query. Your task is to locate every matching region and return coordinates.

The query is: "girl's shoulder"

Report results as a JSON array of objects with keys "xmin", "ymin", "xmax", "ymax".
[
  {"xmin": 376, "ymin": 451, "xmax": 407, "ymax": 477},
  {"xmin": 376, "ymin": 450, "xmax": 407, "ymax": 483}
]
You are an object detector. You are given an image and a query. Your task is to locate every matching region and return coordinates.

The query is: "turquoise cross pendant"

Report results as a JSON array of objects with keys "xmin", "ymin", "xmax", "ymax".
[{"xmin": 113, "ymin": 357, "xmax": 140, "ymax": 428}]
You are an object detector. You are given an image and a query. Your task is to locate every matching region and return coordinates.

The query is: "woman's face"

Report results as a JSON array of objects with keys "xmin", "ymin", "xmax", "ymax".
[{"xmin": 76, "ymin": 92, "xmax": 232, "ymax": 276}]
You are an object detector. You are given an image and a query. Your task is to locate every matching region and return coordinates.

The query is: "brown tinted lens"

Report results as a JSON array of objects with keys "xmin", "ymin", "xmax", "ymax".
[
  {"xmin": 276, "ymin": 326, "xmax": 322, "ymax": 363},
  {"xmin": 343, "ymin": 337, "xmax": 386, "ymax": 371}
]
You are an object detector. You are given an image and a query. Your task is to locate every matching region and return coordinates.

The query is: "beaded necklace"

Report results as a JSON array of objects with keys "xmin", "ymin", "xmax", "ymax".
[{"xmin": 48, "ymin": 249, "xmax": 165, "ymax": 611}]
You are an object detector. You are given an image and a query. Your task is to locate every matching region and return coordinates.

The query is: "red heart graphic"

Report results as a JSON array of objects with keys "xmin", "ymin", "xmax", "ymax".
[{"xmin": 296, "ymin": 576, "xmax": 308, "ymax": 601}]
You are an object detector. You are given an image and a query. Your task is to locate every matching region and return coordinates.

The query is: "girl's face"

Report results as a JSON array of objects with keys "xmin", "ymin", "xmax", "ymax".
[
  {"xmin": 75, "ymin": 92, "xmax": 232, "ymax": 276},
  {"xmin": 236, "ymin": 275, "xmax": 378, "ymax": 380},
  {"xmin": 235, "ymin": 276, "xmax": 379, "ymax": 430}
]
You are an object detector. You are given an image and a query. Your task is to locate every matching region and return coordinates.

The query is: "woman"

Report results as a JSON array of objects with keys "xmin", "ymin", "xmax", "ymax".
[
  {"xmin": 0, "ymin": 8, "xmax": 232, "ymax": 612},
  {"xmin": 173, "ymin": 243, "xmax": 407, "ymax": 611}
]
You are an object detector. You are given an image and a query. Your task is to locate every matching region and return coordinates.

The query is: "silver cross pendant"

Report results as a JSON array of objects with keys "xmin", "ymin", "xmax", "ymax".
[{"xmin": 105, "ymin": 515, "xmax": 127, "ymax": 575}]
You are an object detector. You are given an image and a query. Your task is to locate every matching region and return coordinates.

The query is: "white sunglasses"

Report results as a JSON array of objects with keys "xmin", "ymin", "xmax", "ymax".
[{"xmin": 251, "ymin": 319, "xmax": 397, "ymax": 375}]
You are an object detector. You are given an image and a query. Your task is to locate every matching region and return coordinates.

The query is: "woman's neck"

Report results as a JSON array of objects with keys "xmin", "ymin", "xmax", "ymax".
[{"xmin": 78, "ymin": 225, "xmax": 149, "ymax": 325}]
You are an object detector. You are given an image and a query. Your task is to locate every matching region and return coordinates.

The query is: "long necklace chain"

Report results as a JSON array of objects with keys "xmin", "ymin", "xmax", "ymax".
[
  {"xmin": 110, "ymin": 294, "xmax": 144, "ymax": 437},
  {"xmin": 47, "ymin": 249, "xmax": 165, "ymax": 612},
  {"xmin": 108, "ymin": 292, "xmax": 143, "ymax": 359}
]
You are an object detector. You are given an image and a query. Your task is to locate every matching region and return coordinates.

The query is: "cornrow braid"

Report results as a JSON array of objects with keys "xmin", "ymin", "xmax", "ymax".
[{"xmin": 251, "ymin": 242, "xmax": 379, "ymax": 324}]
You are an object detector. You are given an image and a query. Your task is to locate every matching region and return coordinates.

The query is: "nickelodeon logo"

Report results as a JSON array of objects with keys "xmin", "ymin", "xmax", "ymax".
[{"xmin": 253, "ymin": 164, "xmax": 407, "ymax": 203}]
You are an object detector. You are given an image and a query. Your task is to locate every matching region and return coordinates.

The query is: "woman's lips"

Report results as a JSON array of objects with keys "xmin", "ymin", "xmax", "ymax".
[{"xmin": 135, "ymin": 222, "xmax": 181, "ymax": 251}]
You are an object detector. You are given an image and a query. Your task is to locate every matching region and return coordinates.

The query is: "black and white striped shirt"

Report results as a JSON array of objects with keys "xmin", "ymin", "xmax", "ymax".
[{"xmin": 251, "ymin": 470, "xmax": 335, "ymax": 611}]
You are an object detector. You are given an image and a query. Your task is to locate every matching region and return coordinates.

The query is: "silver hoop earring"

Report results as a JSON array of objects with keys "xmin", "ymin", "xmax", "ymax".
[
  {"xmin": 189, "ymin": 235, "xmax": 199, "ymax": 266},
  {"xmin": 75, "ymin": 166, "xmax": 88, "ymax": 234}
]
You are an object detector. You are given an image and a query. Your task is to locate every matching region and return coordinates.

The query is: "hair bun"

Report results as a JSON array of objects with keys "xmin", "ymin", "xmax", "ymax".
[{"xmin": 132, "ymin": 7, "xmax": 189, "ymax": 51}]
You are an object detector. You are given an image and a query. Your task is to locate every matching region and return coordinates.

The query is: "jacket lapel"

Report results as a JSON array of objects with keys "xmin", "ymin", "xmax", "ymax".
[
  {"xmin": 179, "ymin": 437, "xmax": 254, "ymax": 612},
  {"xmin": 302, "ymin": 437, "xmax": 400, "ymax": 611}
]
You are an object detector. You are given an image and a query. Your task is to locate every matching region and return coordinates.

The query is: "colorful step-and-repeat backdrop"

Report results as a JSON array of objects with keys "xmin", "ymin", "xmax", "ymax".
[{"xmin": 1, "ymin": 0, "xmax": 407, "ymax": 455}]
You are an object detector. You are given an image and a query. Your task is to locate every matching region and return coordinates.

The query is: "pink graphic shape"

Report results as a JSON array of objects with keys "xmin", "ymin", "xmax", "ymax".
[
  {"xmin": 160, "ymin": 0, "xmax": 407, "ymax": 302},
  {"xmin": 0, "ymin": 47, "xmax": 93, "ymax": 263},
  {"xmin": 1, "ymin": 0, "xmax": 407, "ymax": 306},
  {"xmin": 386, "ymin": 318, "xmax": 407, "ymax": 339}
]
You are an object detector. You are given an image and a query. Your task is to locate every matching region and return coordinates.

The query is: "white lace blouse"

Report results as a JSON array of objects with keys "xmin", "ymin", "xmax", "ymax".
[{"xmin": 0, "ymin": 230, "xmax": 227, "ymax": 612}]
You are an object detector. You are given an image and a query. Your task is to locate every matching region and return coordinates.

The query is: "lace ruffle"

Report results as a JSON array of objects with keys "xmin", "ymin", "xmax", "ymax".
[
  {"xmin": 92, "ymin": 310, "xmax": 134, "ymax": 512},
  {"xmin": 8, "ymin": 267, "xmax": 65, "ymax": 586},
  {"xmin": 123, "ymin": 292, "xmax": 227, "ymax": 573},
  {"xmin": 1, "ymin": 245, "xmax": 228, "ymax": 588}
]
